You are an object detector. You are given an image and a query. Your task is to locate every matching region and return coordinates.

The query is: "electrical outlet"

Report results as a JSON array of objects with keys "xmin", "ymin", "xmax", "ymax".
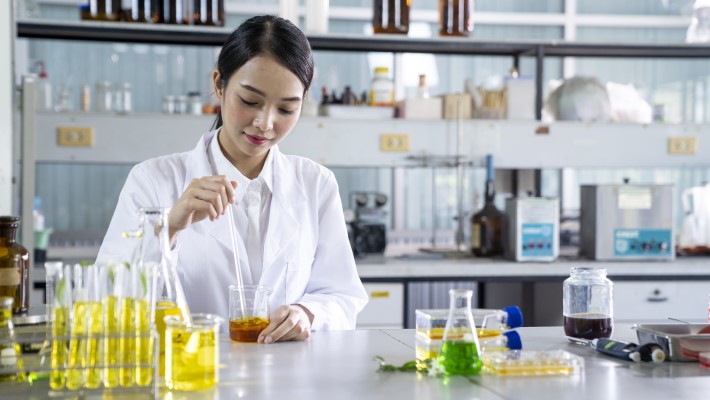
[
  {"xmin": 667, "ymin": 137, "xmax": 697, "ymax": 155},
  {"xmin": 379, "ymin": 134, "xmax": 410, "ymax": 152},
  {"xmin": 57, "ymin": 126, "xmax": 94, "ymax": 147}
]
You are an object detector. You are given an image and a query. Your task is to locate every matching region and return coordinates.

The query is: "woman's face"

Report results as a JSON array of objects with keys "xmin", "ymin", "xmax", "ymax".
[{"xmin": 214, "ymin": 55, "xmax": 304, "ymax": 167}]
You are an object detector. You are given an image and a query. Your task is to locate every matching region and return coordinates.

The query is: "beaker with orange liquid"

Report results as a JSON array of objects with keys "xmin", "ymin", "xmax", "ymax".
[{"xmin": 228, "ymin": 285, "xmax": 272, "ymax": 342}]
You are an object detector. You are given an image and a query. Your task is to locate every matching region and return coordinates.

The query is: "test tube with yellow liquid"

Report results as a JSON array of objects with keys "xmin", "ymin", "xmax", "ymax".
[
  {"xmin": 66, "ymin": 264, "xmax": 88, "ymax": 390},
  {"xmin": 100, "ymin": 264, "xmax": 120, "ymax": 388},
  {"xmin": 84, "ymin": 266, "xmax": 102, "ymax": 389},
  {"xmin": 50, "ymin": 264, "xmax": 71, "ymax": 390},
  {"xmin": 118, "ymin": 263, "xmax": 135, "ymax": 387},
  {"xmin": 134, "ymin": 262, "xmax": 154, "ymax": 387}
]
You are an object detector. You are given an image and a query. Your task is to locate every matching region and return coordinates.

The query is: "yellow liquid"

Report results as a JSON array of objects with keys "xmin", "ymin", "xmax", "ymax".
[
  {"xmin": 118, "ymin": 297, "xmax": 135, "ymax": 387},
  {"xmin": 165, "ymin": 325, "xmax": 218, "ymax": 391},
  {"xmin": 85, "ymin": 302, "xmax": 102, "ymax": 389},
  {"xmin": 102, "ymin": 295, "xmax": 119, "ymax": 388},
  {"xmin": 0, "ymin": 308, "xmax": 24, "ymax": 382},
  {"xmin": 50, "ymin": 306, "xmax": 69, "ymax": 390},
  {"xmin": 66, "ymin": 302, "xmax": 88, "ymax": 390},
  {"xmin": 134, "ymin": 299, "xmax": 153, "ymax": 387},
  {"xmin": 155, "ymin": 301, "xmax": 181, "ymax": 377}
]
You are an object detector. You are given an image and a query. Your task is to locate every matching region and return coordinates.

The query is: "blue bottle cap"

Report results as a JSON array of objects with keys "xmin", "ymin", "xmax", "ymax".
[
  {"xmin": 503, "ymin": 330, "xmax": 522, "ymax": 350},
  {"xmin": 502, "ymin": 305, "xmax": 523, "ymax": 328}
]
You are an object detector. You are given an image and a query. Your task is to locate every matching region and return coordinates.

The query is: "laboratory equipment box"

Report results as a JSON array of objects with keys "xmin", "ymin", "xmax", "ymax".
[
  {"xmin": 504, "ymin": 197, "xmax": 559, "ymax": 262},
  {"xmin": 580, "ymin": 184, "xmax": 675, "ymax": 261}
]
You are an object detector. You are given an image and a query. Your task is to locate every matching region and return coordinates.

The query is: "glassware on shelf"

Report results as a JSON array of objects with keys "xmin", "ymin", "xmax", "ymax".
[
  {"xmin": 193, "ymin": 0, "xmax": 224, "ymax": 26},
  {"xmin": 369, "ymin": 67, "xmax": 394, "ymax": 107},
  {"xmin": 95, "ymin": 81, "xmax": 113, "ymax": 113},
  {"xmin": 436, "ymin": 288, "xmax": 482, "ymax": 376},
  {"xmin": 55, "ymin": 85, "xmax": 73, "ymax": 112},
  {"xmin": 188, "ymin": 92, "xmax": 203, "ymax": 115},
  {"xmin": 563, "ymin": 267, "xmax": 614, "ymax": 340},
  {"xmin": 114, "ymin": 82, "xmax": 133, "ymax": 114},
  {"xmin": 373, "ymin": 0, "xmax": 410, "ymax": 34},
  {"xmin": 87, "ymin": 0, "xmax": 121, "ymax": 21},
  {"xmin": 123, "ymin": 0, "xmax": 152, "ymax": 22},
  {"xmin": 175, "ymin": 95, "xmax": 188, "ymax": 114},
  {"xmin": 163, "ymin": 95, "xmax": 176, "ymax": 114},
  {"xmin": 439, "ymin": 0, "xmax": 473, "ymax": 37},
  {"xmin": 470, "ymin": 154, "xmax": 504, "ymax": 257},
  {"xmin": 154, "ymin": 0, "xmax": 191, "ymax": 24},
  {"xmin": 80, "ymin": 84, "xmax": 91, "ymax": 112},
  {"xmin": 0, "ymin": 216, "xmax": 30, "ymax": 315}
]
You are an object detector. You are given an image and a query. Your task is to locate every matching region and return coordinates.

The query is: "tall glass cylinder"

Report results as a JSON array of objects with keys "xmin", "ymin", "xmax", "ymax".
[
  {"xmin": 373, "ymin": 0, "xmax": 410, "ymax": 34},
  {"xmin": 563, "ymin": 267, "xmax": 614, "ymax": 340}
]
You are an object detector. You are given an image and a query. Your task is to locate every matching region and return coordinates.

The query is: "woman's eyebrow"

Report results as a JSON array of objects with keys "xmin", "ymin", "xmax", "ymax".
[{"xmin": 240, "ymin": 83, "xmax": 301, "ymax": 102}]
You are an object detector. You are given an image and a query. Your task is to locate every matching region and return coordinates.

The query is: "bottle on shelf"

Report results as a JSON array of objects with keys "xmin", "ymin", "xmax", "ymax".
[
  {"xmin": 34, "ymin": 61, "xmax": 52, "ymax": 112},
  {"xmin": 439, "ymin": 0, "xmax": 473, "ymax": 37},
  {"xmin": 373, "ymin": 0, "xmax": 410, "ymax": 35},
  {"xmin": 87, "ymin": 0, "xmax": 121, "ymax": 21},
  {"xmin": 193, "ymin": 0, "xmax": 224, "ymax": 26},
  {"xmin": 123, "ymin": 0, "xmax": 152, "ymax": 23},
  {"xmin": 470, "ymin": 154, "xmax": 504, "ymax": 257},
  {"xmin": 0, "ymin": 217, "xmax": 30, "ymax": 315},
  {"xmin": 369, "ymin": 67, "xmax": 394, "ymax": 107},
  {"xmin": 153, "ymin": 0, "xmax": 190, "ymax": 24},
  {"xmin": 417, "ymin": 74, "xmax": 430, "ymax": 99}
]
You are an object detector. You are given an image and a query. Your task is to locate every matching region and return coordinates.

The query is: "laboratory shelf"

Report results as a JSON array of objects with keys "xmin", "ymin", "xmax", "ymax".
[{"xmin": 17, "ymin": 19, "xmax": 710, "ymax": 57}]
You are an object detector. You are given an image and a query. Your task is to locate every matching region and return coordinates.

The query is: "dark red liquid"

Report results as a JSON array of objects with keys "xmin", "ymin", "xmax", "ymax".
[{"xmin": 563, "ymin": 313, "xmax": 613, "ymax": 339}]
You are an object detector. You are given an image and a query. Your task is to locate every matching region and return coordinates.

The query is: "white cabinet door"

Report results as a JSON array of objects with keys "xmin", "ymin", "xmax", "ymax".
[
  {"xmin": 614, "ymin": 281, "xmax": 709, "ymax": 323},
  {"xmin": 356, "ymin": 283, "xmax": 404, "ymax": 329}
]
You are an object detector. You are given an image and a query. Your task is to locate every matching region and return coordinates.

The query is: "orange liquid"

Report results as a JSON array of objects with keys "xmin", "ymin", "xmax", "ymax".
[{"xmin": 229, "ymin": 317, "xmax": 269, "ymax": 342}]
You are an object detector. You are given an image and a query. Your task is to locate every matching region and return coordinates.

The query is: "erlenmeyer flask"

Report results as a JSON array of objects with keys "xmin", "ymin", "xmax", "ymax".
[
  {"xmin": 136, "ymin": 207, "xmax": 185, "ymax": 377},
  {"xmin": 437, "ymin": 289, "xmax": 482, "ymax": 375}
]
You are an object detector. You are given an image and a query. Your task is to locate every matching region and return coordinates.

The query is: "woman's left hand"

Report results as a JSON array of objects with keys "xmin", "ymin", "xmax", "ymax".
[{"xmin": 257, "ymin": 304, "xmax": 314, "ymax": 344}]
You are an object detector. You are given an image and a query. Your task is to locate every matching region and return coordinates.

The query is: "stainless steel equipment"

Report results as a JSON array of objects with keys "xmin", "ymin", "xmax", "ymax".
[
  {"xmin": 504, "ymin": 197, "xmax": 559, "ymax": 262},
  {"xmin": 634, "ymin": 323, "xmax": 710, "ymax": 362},
  {"xmin": 580, "ymin": 184, "xmax": 674, "ymax": 260}
]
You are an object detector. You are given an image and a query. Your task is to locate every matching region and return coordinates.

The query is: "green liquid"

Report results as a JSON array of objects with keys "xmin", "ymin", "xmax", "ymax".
[{"xmin": 437, "ymin": 340, "xmax": 482, "ymax": 376}]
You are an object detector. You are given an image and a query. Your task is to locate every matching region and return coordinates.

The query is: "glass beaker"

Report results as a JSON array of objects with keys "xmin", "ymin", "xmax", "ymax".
[
  {"xmin": 228, "ymin": 285, "xmax": 272, "ymax": 342},
  {"xmin": 437, "ymin": 289, "xmax": 482, "ymax": 375},
  {"xmin": 0, "ymin": 297, "xmax": 24, "ymax": 382},
  {"xmin": 165, "ymin": 313, "xmax": 223, "ymax": 391},
  {"xmin": 563, "ymin": 267, "xmax": 613, "ymax": 340}
]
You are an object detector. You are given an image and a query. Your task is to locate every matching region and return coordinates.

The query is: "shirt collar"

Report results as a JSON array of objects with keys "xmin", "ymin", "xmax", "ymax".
[{"xmin": 209, "ymin": 129, "xmax": 273, "ymax": 201}]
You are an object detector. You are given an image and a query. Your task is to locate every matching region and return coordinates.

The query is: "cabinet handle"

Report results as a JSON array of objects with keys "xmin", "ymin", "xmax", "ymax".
[{"xmin": 646, "ymin": 296, "xmax": 668, "ymax": 303}]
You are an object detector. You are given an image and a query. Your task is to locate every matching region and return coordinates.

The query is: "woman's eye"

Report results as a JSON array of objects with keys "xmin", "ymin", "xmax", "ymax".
[
  {"xmin": 279, "ymin": 108, "xmax": 297, "ymax": 115},
  {"xmin": 239, "ymin": 97, "xmax": 257, "ymax": 106}
]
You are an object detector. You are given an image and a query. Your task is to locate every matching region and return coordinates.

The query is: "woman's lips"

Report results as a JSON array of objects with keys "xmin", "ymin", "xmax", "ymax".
[{"xmin": 244, "ymin": 132, "xmax": 270, "ymax": 145}]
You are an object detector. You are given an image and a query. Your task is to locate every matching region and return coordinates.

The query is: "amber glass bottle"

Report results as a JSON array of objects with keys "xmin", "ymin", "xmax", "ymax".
[
  {"xmin": 87, "ymin": 0, "xmax": 121, "ymax": 21},
  {"xmin": 0, "ymin": 217, "xmax": 30, "ymax": 314},
  {"xmin": 123, "ymin": 0, "xmax": 152, "ymax": 22},
  {"xmin": 439, "ymin": 0, "xmax": 473, "ymax": 37},
  {"xmin": 470, "ymin": 155, "xmax": 504, "ymax": 257},
  {"xmin": 194, "ymin": 0, "xmax": 225, "ymax": 26},
  {"xmin": 373, "ymin": 0, "xmax": 410, "ymax": 34}
]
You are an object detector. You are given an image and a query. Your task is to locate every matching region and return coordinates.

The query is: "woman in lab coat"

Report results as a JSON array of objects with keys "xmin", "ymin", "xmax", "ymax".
[{"xmin": 97, "ymin": 15, "xmax": 368, "ymax": 343}]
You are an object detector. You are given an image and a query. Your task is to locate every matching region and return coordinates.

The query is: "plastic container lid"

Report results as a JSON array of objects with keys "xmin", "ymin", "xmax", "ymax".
[
  {"xmin": 503, "ymin": 330, "xmax": 523, "ymax": 350},
  {"xmin": 502, "ymin": 305, "xmax": 524, "ymax": 328}
]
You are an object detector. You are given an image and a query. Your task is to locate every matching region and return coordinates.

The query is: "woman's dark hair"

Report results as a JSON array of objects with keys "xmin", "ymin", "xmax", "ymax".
[{"xmin": 212, "ymin": 15, "xmax": 314, "ymax": 130}]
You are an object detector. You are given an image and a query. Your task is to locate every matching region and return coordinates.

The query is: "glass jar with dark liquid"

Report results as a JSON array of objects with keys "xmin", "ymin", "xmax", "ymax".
[
  {"xmin": 563, "ymin": 267, "xmax": 613, "ymax": 340},
  {"xmin": 373, "ymin": 0, "xmax": 410, "ymax": 35},
  {"xmin": 439, "ymin": 0, "xmax": 473, "ymax": 37}
]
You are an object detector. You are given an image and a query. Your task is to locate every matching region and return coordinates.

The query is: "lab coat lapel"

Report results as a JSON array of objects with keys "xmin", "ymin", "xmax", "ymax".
[
  {"xmin": 262, "ymin": 147, "xmax": 307, "ymax": 277},
  {"xmin": 184, "ymin": 131, "xmax": 254, "ymax": 284}
]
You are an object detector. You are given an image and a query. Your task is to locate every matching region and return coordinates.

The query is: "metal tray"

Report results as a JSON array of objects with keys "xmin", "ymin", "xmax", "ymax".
[{"xmin": 634, "ymin": 323, "xmax": 710, "ymax": 362}]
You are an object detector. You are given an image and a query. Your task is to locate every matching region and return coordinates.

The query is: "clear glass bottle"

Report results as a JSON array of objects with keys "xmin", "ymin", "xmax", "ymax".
[
  {"xmin": 114, "ymin": 82, "xmax": 133, "ymax": 114},
  {"xmin": 95, "ymin": 81, "xmax": 113, "ymax": 113},
  {"xmin": 417, "ymin": 74, "xmax": 430, "ymax": 99},
  {"xmin": 0, "ymin": 216, "xmax": 30, "ymax": 315},
  {"xmin": 373, "ymin": 0, "xmax": 410, "ymax": 35},
  {"xmin": 470, "ymin": 154, "xmax": 504, "ymax": 257},
  {"xmin": 439, "ymin": 0, "xmax": 473, "ymax": 37},
  {"xmin": 563, "ymin": 267, "xmax": 614, "ymax": 340},
  {"xmin": 369, "ymin": 67, "xmax": 394, "ymax": 107},
  {"xmin": 0, "ymin": 297, "xmax": 23, "ymax": 382},
  {"xmin": 437, "ymin": 289, "xmax": 482, "ymax": 376},
  {"xmin": 136, "ymin": 208, "xmax": 187, "ymax": 377}
]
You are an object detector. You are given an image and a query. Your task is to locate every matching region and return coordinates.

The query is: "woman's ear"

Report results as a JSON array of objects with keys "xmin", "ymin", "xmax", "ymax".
[{"xmin": 212, "ymin": 70, "xmax": 223, "ymax": 100}]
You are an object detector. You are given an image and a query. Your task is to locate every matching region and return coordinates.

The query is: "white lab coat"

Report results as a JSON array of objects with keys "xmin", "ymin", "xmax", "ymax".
[{"xmin": 97, "ymin": 131, "xmax": 368, "ymax": 331}]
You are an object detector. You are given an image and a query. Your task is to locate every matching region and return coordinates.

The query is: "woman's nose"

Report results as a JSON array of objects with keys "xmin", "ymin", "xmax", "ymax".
[{"xmin": 253, "ymin": 111, "xmax": 273, "ymax": 131}]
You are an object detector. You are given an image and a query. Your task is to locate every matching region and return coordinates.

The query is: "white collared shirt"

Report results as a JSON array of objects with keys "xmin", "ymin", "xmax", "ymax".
[{"xmin": 208, "ymin": 129, "xmax": 273, "ymax": 283}]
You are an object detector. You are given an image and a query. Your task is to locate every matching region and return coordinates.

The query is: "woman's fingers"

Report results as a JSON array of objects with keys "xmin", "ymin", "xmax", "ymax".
[{"xmin": 257, "ymin": 305, "xmax": 311, "ymax": 344}]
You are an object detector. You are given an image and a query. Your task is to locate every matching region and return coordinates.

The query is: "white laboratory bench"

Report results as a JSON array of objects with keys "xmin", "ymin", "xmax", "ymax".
[{"xmin": 2, "ymin": 325, "xmax": 708, "ymax": 399}]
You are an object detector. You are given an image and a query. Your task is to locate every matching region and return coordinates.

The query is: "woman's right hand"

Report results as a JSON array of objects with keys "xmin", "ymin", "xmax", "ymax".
[{"xmin": 168, "ymin": 175, "xmax": 237, "ymax": 245}]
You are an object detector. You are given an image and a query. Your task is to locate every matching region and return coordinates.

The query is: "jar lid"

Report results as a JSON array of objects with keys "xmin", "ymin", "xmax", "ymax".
[{"xmin": 0, "ymin": 216, "xmax": 20, "ymax": 226}]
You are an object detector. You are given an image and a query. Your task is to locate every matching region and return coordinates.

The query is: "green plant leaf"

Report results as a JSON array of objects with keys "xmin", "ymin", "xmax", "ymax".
[
  {"xmin": 55, "ymin": 277, "xmax": 66, "ymax": 304},
  {"xmin": 139, "ymin": 271, "xmax": 147, "ymax": 298}
]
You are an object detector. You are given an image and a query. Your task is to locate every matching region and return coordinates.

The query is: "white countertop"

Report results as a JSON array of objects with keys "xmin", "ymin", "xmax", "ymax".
[
  {"xmin": 357, "ymin": 256, "xmax": 710, "ymax": 281},
  {"xmin": 3, "ymin": 324, "xmax": 709, "ymax": 399}
]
